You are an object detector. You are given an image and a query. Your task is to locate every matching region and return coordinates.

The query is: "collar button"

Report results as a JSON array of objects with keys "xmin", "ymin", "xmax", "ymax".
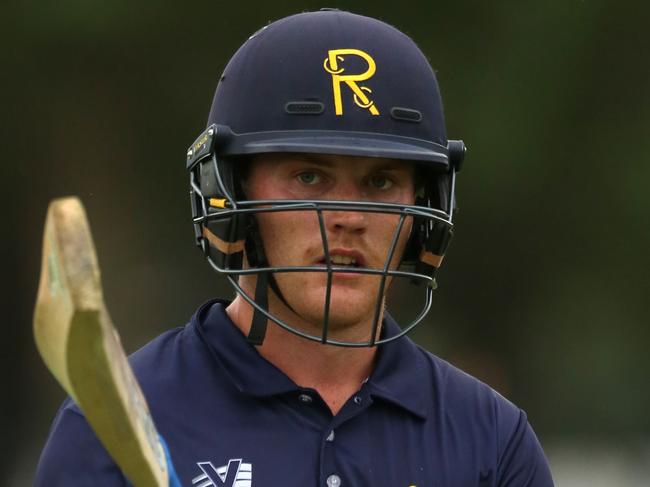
[
  {"xmin": 298, "ymin": 393, "xmax": 313, "ymax": 404},
  {"xmin": 326, "ymin": 474, "xmax": 342, "ymax": 487}
]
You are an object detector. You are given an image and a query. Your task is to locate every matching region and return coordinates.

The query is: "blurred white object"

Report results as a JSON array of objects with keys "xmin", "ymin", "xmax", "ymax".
[{"xmin": 548, "ymin": 440, "xmax": 650, "ymax": 487}]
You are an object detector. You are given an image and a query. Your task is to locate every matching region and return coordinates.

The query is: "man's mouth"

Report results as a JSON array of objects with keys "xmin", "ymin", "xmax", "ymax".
[
  {"xmin": 330, "ymin": 254, "xmax": 358, "ymax": 266},
  {"xmin": 317, "ymin": 249, "xmax": 366, "ymax": 268}
]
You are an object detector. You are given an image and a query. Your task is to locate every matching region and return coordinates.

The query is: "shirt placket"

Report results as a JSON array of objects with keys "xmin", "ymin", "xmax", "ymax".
[{"xmin": 319, "ymin": 390, "xmax": 373, "ymax": 487}]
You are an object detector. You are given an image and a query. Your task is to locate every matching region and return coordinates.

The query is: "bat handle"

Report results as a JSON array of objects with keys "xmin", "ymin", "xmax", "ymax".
[{"xmin": 159, "ymin": 435, "xmax": 183, "ymax": 487}]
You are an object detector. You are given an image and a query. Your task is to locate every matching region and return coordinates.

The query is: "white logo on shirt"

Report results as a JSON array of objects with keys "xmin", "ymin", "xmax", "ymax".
[{"xmin": 192, "ymin": 459, "xmax": 252, "ymax": 487}]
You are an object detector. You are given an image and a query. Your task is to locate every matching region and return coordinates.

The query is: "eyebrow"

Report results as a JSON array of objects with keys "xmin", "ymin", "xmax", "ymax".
[
  {"xmin": 291, "ymin": 154, "xmax": 335, "ymax": 166},
  {"xmin": 291, "ymin": 154, "xmax": 412, "ymax": 172}
]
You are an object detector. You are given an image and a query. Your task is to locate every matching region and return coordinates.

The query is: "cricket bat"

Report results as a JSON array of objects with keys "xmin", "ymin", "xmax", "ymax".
[{"xmin": 33, "ymin": 197, "xmax": 176, "ymax": 487}]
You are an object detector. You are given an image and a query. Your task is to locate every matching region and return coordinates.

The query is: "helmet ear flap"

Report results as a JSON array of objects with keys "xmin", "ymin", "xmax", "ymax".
[
  {"xmin": 414, "ymin": 219, "xmax": 453, "ymax": 283},
  {"xmin": 194, "ymin": 156, "xmax": 249, "ymax": 270},
  {"xmin": 404, "ymin": 213, "xmax": 453, "ymax": 285},
  {"xmin": 402, "ymin": 168, "xmax": 454, "ymax": 285}
]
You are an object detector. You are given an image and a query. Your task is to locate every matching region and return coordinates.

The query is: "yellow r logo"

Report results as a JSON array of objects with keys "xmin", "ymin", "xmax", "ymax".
[{"xmin": 323, "ymin": 49, "xmax": 380, "ymax": 116}]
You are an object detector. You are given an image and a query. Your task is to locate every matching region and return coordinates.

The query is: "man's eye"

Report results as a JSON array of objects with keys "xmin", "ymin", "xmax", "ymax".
[
  {"xmin": 369, "ymin": 175, "xmax": 394, "ymax": 190},
  {"xmin": 297, "ymin": 172, "xmax": 321, "ymax": 185}
]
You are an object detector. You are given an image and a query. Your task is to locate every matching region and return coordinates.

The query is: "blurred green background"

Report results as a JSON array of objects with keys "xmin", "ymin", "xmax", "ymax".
[{"xmin": 3, "ymin": 0, "xmax": 649, "ymax": 485}]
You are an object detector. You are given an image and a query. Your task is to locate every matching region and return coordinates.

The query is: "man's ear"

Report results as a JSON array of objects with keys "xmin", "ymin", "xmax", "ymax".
[
  {"xmin": 233, "ymin": 156, "xmax": 253, "ymax": 199},
  {"xmin": 413, "ymin": 165, "xmax": 426, "ymax": 200}
]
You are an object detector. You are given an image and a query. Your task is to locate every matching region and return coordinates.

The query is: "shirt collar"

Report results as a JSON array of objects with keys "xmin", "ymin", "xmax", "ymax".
[
  {"xmin": 365, "ymin": 313, "xmax": 430, "ymax": 420},
  {"xmin": 194, "ymin": 300, "xmax": 431, "ymax": 419},
  {"xmin": 194, "ymin": 299, "xmax": 298, "ymax": 397}
]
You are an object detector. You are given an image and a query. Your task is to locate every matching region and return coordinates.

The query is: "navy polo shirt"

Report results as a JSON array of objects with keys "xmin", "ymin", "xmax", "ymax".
[{"xmin": 36, "ymin": 300, "xmax": 554, "ymax": 486}]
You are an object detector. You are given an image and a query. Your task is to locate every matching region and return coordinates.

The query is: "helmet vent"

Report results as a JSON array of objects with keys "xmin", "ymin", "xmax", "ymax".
[
  {"xmin": 390, "ymin": 107, "xmax": 422, "ymax": 123},
  {"xmin": 285, "ymin": 101, "xmax": 325, "ymax": 115}
]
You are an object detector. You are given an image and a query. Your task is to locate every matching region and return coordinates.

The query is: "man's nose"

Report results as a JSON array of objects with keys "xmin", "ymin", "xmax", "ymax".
[
  {"xmin": 325, "ymin": 208, "xmax": 368, "ymax": 234},
  {"xmin": 323, "ymin": 182, "xmax": 368, "ymax": 234}
]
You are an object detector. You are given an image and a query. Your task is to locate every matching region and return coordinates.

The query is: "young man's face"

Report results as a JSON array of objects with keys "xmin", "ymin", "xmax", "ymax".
[{"xmin": 244, "ymin": 153, "xmax": 416, "ymax": 341}]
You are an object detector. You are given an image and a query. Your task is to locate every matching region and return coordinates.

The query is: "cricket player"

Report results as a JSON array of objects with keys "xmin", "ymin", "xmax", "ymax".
[{"xmin": 36, "ymin": 10, "xmax": 554, "ymax": 486}]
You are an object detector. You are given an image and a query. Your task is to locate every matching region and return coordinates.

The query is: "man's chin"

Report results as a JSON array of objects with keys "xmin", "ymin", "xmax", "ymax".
[
  {"xmin": 272, "ymin": 277, "xmax": 384, "ymax": 336},
  {"xmin": 286, "ymin": 317, "xmax": 379, "ymax": 344},
  {"xmin": 290, "ymin": 296, "xmax": 381, "ymax": 332}
]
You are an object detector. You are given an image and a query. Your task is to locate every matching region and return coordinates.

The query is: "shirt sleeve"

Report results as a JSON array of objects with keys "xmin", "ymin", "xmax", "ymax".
[
  {"xmin": 496, "ymin": 409, "xmax": 555, "ymax": 487},
  {"xmin": 34, "ymin": 399, "xmax": 128, "ymax": 487}
]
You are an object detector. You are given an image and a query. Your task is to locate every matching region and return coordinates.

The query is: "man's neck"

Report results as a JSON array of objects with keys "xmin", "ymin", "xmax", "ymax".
[{"xmin": 226, "ymin": 295, "xmax": 378, "ymax": 416}]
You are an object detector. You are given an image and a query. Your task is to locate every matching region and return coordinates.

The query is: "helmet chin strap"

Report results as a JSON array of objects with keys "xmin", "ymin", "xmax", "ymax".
[
  {"xmin": 244, "ymin": 223, "xmax": 296, "ymax": 346},
  {"xmin": 246, "ymin": 271, "xmax": 269, "ymax": 346}
]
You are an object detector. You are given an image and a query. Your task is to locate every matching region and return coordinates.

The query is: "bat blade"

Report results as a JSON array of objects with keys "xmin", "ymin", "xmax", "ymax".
[{"xmin": 34, "ymin": 197, "xmax": 169, "ymax": 487}]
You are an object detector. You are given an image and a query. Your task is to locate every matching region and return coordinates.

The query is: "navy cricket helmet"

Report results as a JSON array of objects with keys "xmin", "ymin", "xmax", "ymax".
[{"xmin": 187, "ymin": 9, "xmax": 466, "ymax": 347}]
